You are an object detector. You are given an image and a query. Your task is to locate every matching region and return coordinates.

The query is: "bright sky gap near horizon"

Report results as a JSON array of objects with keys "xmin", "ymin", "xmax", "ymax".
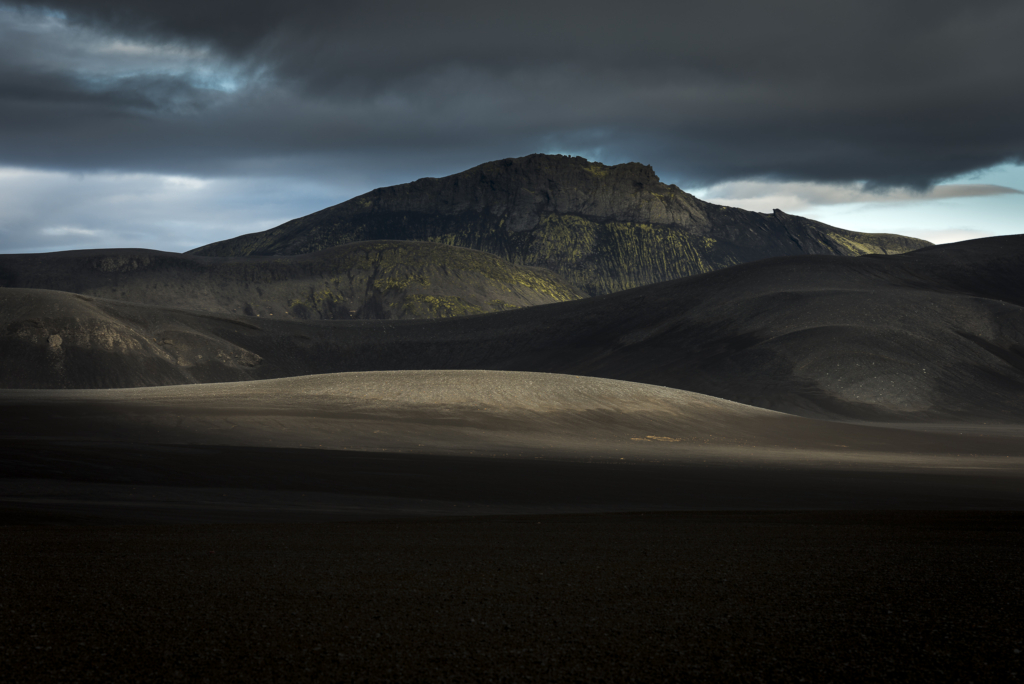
[{"xmin": 0, "ymin": 1, "xmax": 1021, "ymax": 254}]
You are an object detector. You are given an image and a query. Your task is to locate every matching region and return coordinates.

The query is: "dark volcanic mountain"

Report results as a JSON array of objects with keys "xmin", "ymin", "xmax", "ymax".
[
  {"xmin": 0, "ymin": 241, "xmax": 581, "ymax": 320},
  {"xmin": 3, "ymin": 235, "xmax": 1021, "ymax": 422},
  {"xmin": 189, "ymin": 154, "xmax": 931, "ymax": 295}
]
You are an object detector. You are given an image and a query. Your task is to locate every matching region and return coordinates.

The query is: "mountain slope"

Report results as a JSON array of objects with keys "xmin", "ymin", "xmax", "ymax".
[
  {"xmin": 0, "ymin": 240, "xmax": 582, "ymax": 320},
  {"xmin": 189, "ymin": 154, "xmax": 931, "ymax": 295},
  {"xmin": 3, "ymin": 235, "xmax": 1021, "ymax": 421}
]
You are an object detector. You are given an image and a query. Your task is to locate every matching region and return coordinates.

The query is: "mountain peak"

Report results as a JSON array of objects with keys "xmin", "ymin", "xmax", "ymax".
[
  {"xmin": 475, "ymin": 153, "xmax": 661, "ymax": 186},
  {"xmin": 356, "ymin": 153, "xmax": 699, "ymax": 233},
  {"xmin": 189, "ymin": 153, "xmax": 931, "ymax": 296}
]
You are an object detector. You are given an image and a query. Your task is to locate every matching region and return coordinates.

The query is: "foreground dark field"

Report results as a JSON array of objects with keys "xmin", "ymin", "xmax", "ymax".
[{"xmin": 2, "ymin": 511, "xmax": 1022, "ymax": 683}]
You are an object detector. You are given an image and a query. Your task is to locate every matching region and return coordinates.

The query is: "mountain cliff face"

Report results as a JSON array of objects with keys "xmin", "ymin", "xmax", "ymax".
[
  {"xmin": 190, "ymin": 154, "xmax": 931, "ymax": 295},
  {"xmin": 0, "ymin": 241, "xmax": 582, "ymax": 320}
]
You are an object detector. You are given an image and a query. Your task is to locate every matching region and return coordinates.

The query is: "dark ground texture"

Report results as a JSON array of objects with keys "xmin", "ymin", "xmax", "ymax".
[{"xmin": 2, "ymin": 512, "xmax": 1022, "ymax": 683}]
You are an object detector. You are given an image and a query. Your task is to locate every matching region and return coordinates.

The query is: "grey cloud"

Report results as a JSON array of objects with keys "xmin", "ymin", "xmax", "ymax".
[
  {"xmin": 696, "ymin": 179, "xmax": 1023, "ymax": 214},
  {"xmin": 929, "ymin": 185, "xmax": 1023, "ymax": 199},
  {"xmin": 0, "ymin": 0, "xmax": 1022, "ymax": 188},
  {"xmin": 0, "ymin": 168, "xmax": 348, "ymax": 252}
]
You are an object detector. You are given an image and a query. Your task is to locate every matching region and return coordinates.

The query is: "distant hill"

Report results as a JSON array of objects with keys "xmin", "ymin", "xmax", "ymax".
[
  {"xmin": 190, "ymin": 154, "xmax": 931, "ymax": 295},
  {"xmin": 0, "ymin": 240, "xmax": 582, "ymax": 320},
  {"xmin": 3, "ymin": 235, "xmax": 1021, "ymax": 422}
]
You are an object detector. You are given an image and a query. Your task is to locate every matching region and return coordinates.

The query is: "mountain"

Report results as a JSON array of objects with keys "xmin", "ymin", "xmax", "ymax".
[
  {"xmin": 3, "ymin": 235, "xmax": 1021, "ymax": 421},
  {"xmin": 189, "ymin": 154, "xmax": 931, "ymax": 295},
  {"xmin": 0, "ymin": 240, "xmax": 582, "ymax": 320}
]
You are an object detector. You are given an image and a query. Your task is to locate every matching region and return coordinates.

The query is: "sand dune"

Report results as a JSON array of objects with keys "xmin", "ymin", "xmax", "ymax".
[
  {"xmin": 1, "ymin": 370, "xmax": 784, "ymax": 454},
  {"xmin": 3, "ymin": 370, "xmax": 1023, "ymax": 523},
  {"xmin": 4, "ymin": 368, "xmax": 1023, "ymax": 458}
]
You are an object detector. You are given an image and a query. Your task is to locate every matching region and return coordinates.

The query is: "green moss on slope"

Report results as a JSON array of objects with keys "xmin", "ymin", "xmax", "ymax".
[
  {"xmin": 0, "ymin": 241, "xmax": 583, "ymax": 321},
  {"xmin": 233, "ymin": 213, "xmax": 739, "ymax": 296},
  {"xmin": 400, "ymin": 295, "xmax": 488, "ymax": 318}
]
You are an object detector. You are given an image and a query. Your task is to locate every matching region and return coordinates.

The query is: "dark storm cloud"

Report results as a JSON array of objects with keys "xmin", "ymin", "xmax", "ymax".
[{"xmin": 2, "ymin": 0, "xmax": 1023, "ymax": 187}]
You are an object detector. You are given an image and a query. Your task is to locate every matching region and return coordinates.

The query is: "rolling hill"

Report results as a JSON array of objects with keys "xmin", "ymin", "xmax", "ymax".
[
  {"xmin": 2, "ymin": 235, "xmax": 1020, "ymax": 421},
  {"xmin": 0, "ymin": 240, "xmax": 582, "ymax": 320}
]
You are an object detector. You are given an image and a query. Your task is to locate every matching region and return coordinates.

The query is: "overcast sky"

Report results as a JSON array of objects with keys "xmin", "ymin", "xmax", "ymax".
[{"xmin": 1, "ymin": 0, "xmax": 1022, "ymax": 253}]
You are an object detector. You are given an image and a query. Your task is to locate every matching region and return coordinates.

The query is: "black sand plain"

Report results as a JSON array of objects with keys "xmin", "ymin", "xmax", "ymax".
[
  {"xmin": 4, "ymin": 512, "xmax": 1023, "ymax": 683},
  {"xmin": 3, "ymin": 236, "xmax": 1024, "ymax": 682},
  {"xmin": 2, "ymin": 371, "xmax": 1024, "ymax": 682}
]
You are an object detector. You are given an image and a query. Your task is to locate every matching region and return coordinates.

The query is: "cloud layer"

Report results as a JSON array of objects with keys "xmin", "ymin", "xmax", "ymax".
[
  {"xmin": 0, "ymin": 167, "xmax": 346, "ymax": 252},
  {"xmin": 696, "ymin": 180, "xmax": 1023, "ymax": 214},
  {"xmin": 2, "ymin": 0, "xmax": 1023, "ymax": 188}
]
